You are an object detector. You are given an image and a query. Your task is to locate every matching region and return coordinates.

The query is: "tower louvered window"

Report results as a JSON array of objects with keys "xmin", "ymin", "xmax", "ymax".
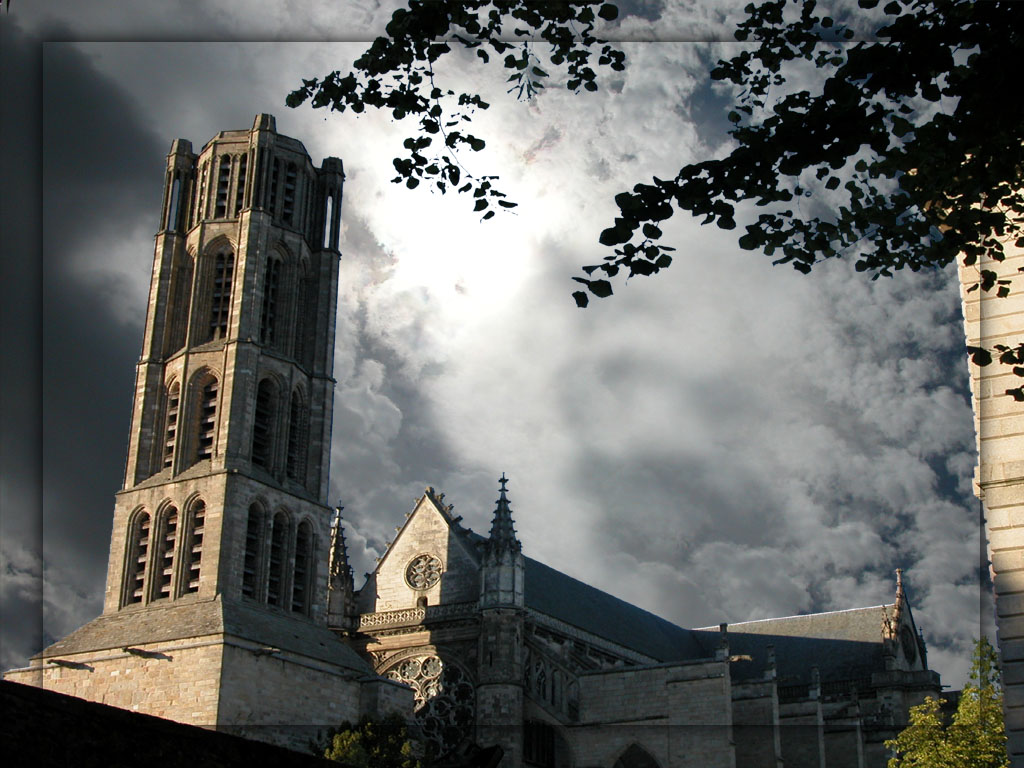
[
  {"xmin": 294, "ymin": 266, "xmax": 309, "ymax": 367},
  {"xmin": 154, "ymin": 508, "xmax": 178, "ymax": 600},
  {"xmin": 267, "ymin": 512, "xmax": 288, "ymax": 607},
  {"xmin": 163, "ymin": 382, "xmax": 180, "ymax": 469},
  {"xmin": 208, "ymin": 250, "xmax": 234, "ymax": 341},
  {"xmin": 291, "ymin": 520, "xmax": 313, "ymax": 614},
  {"xmin": 269, "ymin": 159, "xmax": 281, "ymax": 215},
  {"xmin": 197, "ymin": 379, "xmax": 218, "ymax": 461},
  {"xmin": 282, "ymin": 163, "xmax": 297, "ymax": 225},
  {"xmin": 286, "ymin": 391, "xmax": 307, "ymax": 481},
  {"xmin": 242, "ymin": 504, "xmax": 264, "ymax": 599},
  {"xmin": 182, "ymin": 501, "xmax": 205, "ymax": 594},
  {"xmin": 260, "ymin": 258, "xmax": 281, "ymax": 346},
  {"xmin": 214, "ymin": 155, "xmax": 231, "ymax": 218},
  {"xmin": 234, "ymin": 154, "xmax": 247, "ymax": 216},
  {"xmin": 125, "ymin": 513, "xmax": 151, "ymax": 605},
  {"xmin": 252, "ymin": 379, "xmax": 276, "ymax": 470}
]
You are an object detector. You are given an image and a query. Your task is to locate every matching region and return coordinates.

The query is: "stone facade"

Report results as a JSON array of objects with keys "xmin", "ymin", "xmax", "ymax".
[
  {"xmin": 346, "ymin": 483, "xmax": 940, "ymax": 767},
  {"xmin": 7, "ymin": 117, "xmax": 945, "ymax": 766},
  {"xmin": 958, "ymin": 237, "xmax": 1024, "ymax": 766}
]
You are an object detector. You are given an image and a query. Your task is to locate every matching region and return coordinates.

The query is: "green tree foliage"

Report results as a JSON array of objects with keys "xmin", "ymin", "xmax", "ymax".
[
  {"xmin": 287, "ymin": 1, "xmax": 622, "ymax": 221},
  {"xmin": 885, "ymin": 638, "xmax": 1008, "ymax": 768},
  {"xmin": 322, "ymin": 714, "xmax": 422, "ymax": 768},
  {"xmin": 290, "ymin": 0, "xmax": 1024, "ymax": 395}
]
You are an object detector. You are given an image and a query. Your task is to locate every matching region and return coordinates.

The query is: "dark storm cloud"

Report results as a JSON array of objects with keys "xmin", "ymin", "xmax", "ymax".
[
  {"xmin": 0, "ymin": 34, "xmax": 168, "ymax": 669},
  {"xmin": 1, "ymin": 18, "xmax": 47, "ymax": 672}
]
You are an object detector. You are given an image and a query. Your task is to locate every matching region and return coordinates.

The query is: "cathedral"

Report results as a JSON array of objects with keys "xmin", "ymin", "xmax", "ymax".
[{"xmin": 5, "ymin": 116, "xmax": 943, "ymax": 768}]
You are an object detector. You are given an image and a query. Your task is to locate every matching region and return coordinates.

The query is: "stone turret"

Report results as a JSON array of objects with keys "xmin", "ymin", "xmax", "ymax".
[
  {"xmin": 480, "ymin": 473, "xmax": 524, "ymax": 608},
  {"xmin": 328, "ymin": 505, "xmax": 356, "ymax": 631},
  {"xmin": 476, "ymin": 474, "xmax": 526, "ymax": 765}
]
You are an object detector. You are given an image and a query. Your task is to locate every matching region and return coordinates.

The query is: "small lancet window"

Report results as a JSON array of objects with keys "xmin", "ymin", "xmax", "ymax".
[
  {"xmin": 208, "ymin": 250, "xmax": 234, "ymax": 341},
  {"xmin": 322, "ymin": 194, "xmax": 334, "ymax": 249},
  {"xmin": 182, "ymin": 501, "xmax": 205, "ymax": 594},
  {"xmin": 197, "ymin": 378, "xmax": 218, "ymax": 461},
  {"xmin": 242, "ymin": 504, "xmax": 264, "ymax": 599},
  {"xmin": 260, "ymin": 258, "xmax": 281, "ymax": 346},
  {"xmin": 251, "ymin": 379, "xmax": 276, "ymax": 470},
  {"xmin": 286, "ymin": 390, "xmax": 307, "ymax": 481},
  {"xmin": 291, "ymin": 520, "xmax": 313, "ymax": 614},
  {"xmin": 166, "ymin": 173, "xmax": 182, "ymax": 230},
  {"xmin": 163, "ymin": 382, "xmax": 180, "ymax": 469},
  {"xmin": 214, "ymin": 155, "xmax": 231, "ymax": 218},
  {"xmin": 154, "ymin": 508, "xmax": 178, "ymax": 600},
  {"xmin": 267, "ymin": 512, "xmax": 288, "ymax": 607},
  {"xmin": 125, "ymin": 512, "xmax": 151, "ymax": 605},
  {"xmin": 234, "ymin": 155, "xmax": 248, "ymax": 216}
]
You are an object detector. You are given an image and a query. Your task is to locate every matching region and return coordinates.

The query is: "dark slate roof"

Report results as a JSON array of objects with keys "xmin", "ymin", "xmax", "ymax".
[
  {"xmin": 695, "ymin": 605, "xmax": 891, "ymax": 684},
  {"xmin": 523, "ymin": 557, "xmax": 710, "ymax": 662},
  {"xmin": 34, "ymin": 597, "xmax": 370, "ymax": 674}
]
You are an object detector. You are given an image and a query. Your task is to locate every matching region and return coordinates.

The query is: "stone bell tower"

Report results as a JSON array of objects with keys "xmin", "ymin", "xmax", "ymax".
[
  {"xmin": 5, "ymin": 116, "xmax": 406, "ymax": 751},
  {"xmin": 106, "ymin": 112, "xmax": 344, "ymax": 616}
]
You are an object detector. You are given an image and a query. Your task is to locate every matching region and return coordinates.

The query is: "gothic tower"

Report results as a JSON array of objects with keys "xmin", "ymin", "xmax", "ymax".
[
  {"xmin": 7, "ymin": 116, "xmax": 408, "ymax": 751},
  {"xmin": 107, "ymin": 112, "xmax": 344, "ymax": 621}
]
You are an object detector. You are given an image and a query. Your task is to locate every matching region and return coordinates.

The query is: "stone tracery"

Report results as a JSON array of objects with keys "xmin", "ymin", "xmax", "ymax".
[{"xmin": 381, "ymin": 652, "xmax": 474, "ymax": 760}]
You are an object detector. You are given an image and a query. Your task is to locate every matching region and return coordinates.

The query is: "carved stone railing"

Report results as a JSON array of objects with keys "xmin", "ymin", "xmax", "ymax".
[{"xmin": 357, "ymin": 601, "xmax": 478, "ymax": 630}]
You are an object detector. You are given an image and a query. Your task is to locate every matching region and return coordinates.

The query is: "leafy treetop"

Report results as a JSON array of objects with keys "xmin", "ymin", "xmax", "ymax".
[
  {"xmin": 885, "ymin": 637, "xmax": 1007, "ymax": 768},
  {"xmin": 287, "ymin": 0, "xmax": 623, "ymax": 221}
]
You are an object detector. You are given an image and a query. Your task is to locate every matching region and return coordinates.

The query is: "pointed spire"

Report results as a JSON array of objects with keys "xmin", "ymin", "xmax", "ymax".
[
  {"xmin": 487, "ymin": 473, "xmax": 521, "ymax": 554},
  {"xmin": 328, "ymin": 503, "xmax": 355, "ymax": 630},
  {"xmin": 329, "ymin": 504, "xmax": 353, "ymax": 583}
]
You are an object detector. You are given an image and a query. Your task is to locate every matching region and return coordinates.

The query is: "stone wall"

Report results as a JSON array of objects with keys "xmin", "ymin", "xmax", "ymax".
[
  {"xmin": 574, "ymin": 659, "xmax": 735, "ymax": 768},
  {"xmin": 5, "ymin": 636, "xmax": 224, "ymax": 725}
]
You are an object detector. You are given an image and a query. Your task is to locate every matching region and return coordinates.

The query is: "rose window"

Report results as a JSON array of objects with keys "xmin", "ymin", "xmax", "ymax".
[
  {"xmin": 405, "ymin": 553, "xmax": 443, "ymax": 590},
  {"xmin": 382, "ymin": 653, "xmax": 475, "ymax": 760}
]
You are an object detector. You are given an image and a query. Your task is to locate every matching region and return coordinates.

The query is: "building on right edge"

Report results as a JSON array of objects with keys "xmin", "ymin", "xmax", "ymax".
[{"xmin": 959, "ymin": 236, "xmax": 1024, "ymax": 765}]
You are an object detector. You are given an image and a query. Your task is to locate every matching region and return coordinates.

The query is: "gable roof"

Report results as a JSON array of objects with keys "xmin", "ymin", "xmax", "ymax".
[
  {"xmin": 696, "ymin": 605, "xmax": 891, "ymax": 684},
  {"xmin": 523, "ymin": 557, "xmax": 709, "ymax": 663}
]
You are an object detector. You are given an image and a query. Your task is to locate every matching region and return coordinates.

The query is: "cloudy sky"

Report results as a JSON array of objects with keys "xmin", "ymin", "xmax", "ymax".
[{"xmin": 1, "ymin": 1, "xmax": 991, "ymax": 688}]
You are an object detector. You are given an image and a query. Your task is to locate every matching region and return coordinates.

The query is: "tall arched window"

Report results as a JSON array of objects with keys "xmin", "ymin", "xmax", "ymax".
[
  {"xmin": 269, "ymin": 159, "xmax": 281, "ymax": 215},
  {"xmin": 162, "ymin": 382, "xmax": 180, "ymax": 469},
  {"xmin": 251, "ymin": 378, "xmax": 277, "ymax": 470},
  {"xmin": 214, "ymin": 155, "xmax": 231, "ymax": 218},
  {"xmin": 196, "ymin": 376, "xmax": 218, "ymax": 462},
  {"xmin": 153, "ymin": 507, "xmax": 178, "ymax": 600},
  {"xmin": 167, "ymin": 254, "xmax": 192, "ymax": 354},
  {"xmin": 282, "ymin": 163, "xmax": 297, "ymax": 225},
  {"xmin": 208, "ymin": 249, "xmax": 234, "ymax": 341},
  {"xmin": 291, "ymin": 520, "xmax": 313, "ymax": 614},
  {"xmin": 267, "ymin": 512, "xmax": 289, "ymax": 607},
  {"xmin": 613, "ymin": 744, "xmax": 661, "ymax": 768},
  {"xmin": 124, "ymin": 511, "xmax": 151, "ymax": 606},
  {"xmin": 260, "ymin": 257, "xmax": 281, "ymax": 346},
  {"xmin": 182, "ymin": 500, "xmax": 205, "ymax": 595},
  {"xmin": 242, "ymin": 503, "xmax": 265, "ymax": 599},
  {"xmin": 294, "ymin": 263, "xmax": 308, "ymax": 365},
  {"xmin": 286, "ymin": 389, "xmax": 307, "ymax": 482}
]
